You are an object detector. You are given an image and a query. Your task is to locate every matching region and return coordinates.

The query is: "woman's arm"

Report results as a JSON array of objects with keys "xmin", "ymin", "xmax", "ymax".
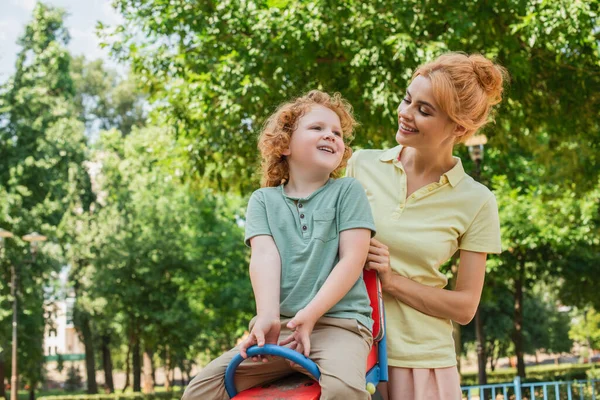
[{"xmin": 367, "ymin": 238, "xmax": 486, "ymax": 325}]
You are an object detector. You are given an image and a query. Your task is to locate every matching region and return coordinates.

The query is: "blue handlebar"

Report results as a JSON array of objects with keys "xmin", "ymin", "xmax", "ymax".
[{"xmin": 224, "ymin": 344, "xmax": 321, "ymax": 398}]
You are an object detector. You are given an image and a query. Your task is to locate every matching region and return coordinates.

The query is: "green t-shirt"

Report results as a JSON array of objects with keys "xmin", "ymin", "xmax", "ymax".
[{"xmin": 244, "ymin": 177, "xmax": 376, "ymax": 330}]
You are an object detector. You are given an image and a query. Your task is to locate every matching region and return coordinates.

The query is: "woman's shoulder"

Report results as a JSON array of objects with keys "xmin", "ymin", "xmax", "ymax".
[
  {"xmin": 350, "ymin": 148, "xmax": 390, "ymax": 163},
  {"xmin": 458, "ymin": 174, "xmax": 495, "ymax": 197}
]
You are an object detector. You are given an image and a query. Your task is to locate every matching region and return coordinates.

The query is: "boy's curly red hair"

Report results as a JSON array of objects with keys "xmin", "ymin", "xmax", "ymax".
[{"xmin": 258, "ymin": 90, "xmax": 357, "ymax": 188}]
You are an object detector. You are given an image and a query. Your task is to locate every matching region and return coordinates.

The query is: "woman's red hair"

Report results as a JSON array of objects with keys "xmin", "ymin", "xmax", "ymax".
[{"xmin": 413, "ymin": 52, "xmax": 509, "ymax": 142}]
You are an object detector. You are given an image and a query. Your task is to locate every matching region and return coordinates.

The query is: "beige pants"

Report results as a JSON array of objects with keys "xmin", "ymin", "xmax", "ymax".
[{"xmin": 182, "ymin": 316, "xmax": 373, "ymax": 400}]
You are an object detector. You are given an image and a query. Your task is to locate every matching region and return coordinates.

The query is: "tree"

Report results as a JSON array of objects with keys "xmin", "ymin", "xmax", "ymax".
[
  {"xmin": 73, "ymin": 126, "xmax": 253, "ymax": 391},
  {"xmin": 570, "ymin": 308, "xmax": 600, "ymax": 356},
  {"xmin": 485, "ymin": 176, "xmax": 600, "ymax": 378},
  {"xmin": 71, "ymin": 57, "xmax": 147, "ymax": 137},
  {"xmin": 0, "ymin": 2, "xmax": 91, "ymax": 396},
  {"xmin": 100, "ymin": 0, "xmax": 599, "ymax": 193}
]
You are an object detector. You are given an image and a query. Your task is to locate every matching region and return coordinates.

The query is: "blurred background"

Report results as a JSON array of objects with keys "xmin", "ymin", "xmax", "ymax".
[{"xmin": 0, "ymin": 0, "xmax": 599, "ymax": 399}]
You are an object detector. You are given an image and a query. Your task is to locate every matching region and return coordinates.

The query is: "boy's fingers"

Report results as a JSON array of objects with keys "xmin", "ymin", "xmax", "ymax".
[
  {"xmin": 279, "ymin": 333, "xmax": 295, "ymax": 346},
  {"xmin": 301, "ymin": 337, "xmax": 310, "ymax": 357},
  {"xmin": 286, "ymin": 319, "xmax": 298, "ymax": 330},
  {"xmin": 255, "ymin": 331, "xmax": 265, "ymax": 347}
]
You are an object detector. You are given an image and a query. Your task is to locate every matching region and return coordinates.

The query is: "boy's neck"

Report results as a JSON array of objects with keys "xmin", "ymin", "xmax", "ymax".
[{"xmin": 284, "ymin": 173, "xmax": 330, "ymax": 198}]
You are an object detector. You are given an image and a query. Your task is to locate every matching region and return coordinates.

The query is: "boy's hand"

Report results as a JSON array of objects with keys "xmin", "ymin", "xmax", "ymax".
[
  {"xmin": 239, "ymin": 316, "xmax": 280, "ymax": 361},
  {"xmin": 279, "ymin": 309, "xmax": 317, "ymax": 358}
]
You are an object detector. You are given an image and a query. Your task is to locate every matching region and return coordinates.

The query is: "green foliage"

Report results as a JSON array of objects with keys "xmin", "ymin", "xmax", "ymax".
[
  {"xmin": 102, "ymin": 0, "xmax": 600, "ymax": 192},
  {"xmin": 71, "ymin": 57, "xmax": 147, "ymax": 136},
  {"xmin": 0, "ymin": 1, "xmax": 91, "ymax": 388},
  {"xmin": 79, "ymin": 126, "xmax": 253, "ymax": 366},
  {"xmin": 570, "ymin": 308, "xmax": 600, "ymax": 351}
]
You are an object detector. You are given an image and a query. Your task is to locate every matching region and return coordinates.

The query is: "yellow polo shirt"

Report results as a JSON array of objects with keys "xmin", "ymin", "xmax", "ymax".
[{"xmin": 347, "ymin": 145, "xmax": 501, "ymax": 368}]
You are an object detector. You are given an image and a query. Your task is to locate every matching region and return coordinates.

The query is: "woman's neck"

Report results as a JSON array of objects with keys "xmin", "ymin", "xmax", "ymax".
[{"xmin": 400, "ymin": 145, "xmax": 457, "ymax": 178}]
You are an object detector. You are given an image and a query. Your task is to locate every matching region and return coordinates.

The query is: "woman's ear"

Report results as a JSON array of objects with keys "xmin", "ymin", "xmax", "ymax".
[
  {"xmin": 282, "ymin": 147, "xmax": 291, "ymax": 156},
  {"xmin": 453, "ymin": 124, "xmax": 467, "ymax": 139}
]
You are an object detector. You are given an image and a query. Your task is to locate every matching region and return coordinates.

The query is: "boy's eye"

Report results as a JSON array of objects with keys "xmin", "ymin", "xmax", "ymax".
[
  {"xmin": 333, "ymin": 131, "xmax": 342, "ymax": 137},
  {"xmin": 311, "ymin": 126, "xmax": 322, "ymax": 130},
  {"xmin": 402, "ymin": 97, "xmax": 410, "ymax": 104}
]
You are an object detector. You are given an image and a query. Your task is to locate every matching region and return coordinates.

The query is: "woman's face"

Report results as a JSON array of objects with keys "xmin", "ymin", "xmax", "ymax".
[{"xmin": 396, "ymin": 75, "xmax": 463, "ymax": 150}]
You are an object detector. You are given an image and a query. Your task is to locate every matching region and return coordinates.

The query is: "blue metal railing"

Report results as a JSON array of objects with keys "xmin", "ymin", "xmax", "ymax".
[{"xmin": 461, "ymin": 377, "xmax": 600, "ymax": 400}]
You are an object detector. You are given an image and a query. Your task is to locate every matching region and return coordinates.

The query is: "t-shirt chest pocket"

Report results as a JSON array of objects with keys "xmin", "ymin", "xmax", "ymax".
[{"xmin": 312, "ymin": 208, "xmax": 337, "ymax": 242}]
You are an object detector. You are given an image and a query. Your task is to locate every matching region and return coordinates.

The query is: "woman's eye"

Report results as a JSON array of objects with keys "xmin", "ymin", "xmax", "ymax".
[
  {"xmin": 419, "ymin": 108, "xmax": 430, "ymax": 116},
  {"xmin": 402, "ymin": 98, "xmax": 410, "ymax": 104}
]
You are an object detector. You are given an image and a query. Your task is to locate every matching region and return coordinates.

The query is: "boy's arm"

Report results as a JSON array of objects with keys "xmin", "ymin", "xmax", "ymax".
[
  {"xmin": 280, "ymin": 228, "xmax": 371, "ymax": 356},
  {"xmin": 238, "ymin": 235, "xmax": 282, "ymax": 359},
  {"xmin": 304, "ymin": 228, "xmax": 371, "ymax": 318}
]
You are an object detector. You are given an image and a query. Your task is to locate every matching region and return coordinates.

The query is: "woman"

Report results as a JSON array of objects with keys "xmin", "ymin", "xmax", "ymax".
[{"xmin": 347, "ymin": 52, "xmax": 507, "ymax": 400}]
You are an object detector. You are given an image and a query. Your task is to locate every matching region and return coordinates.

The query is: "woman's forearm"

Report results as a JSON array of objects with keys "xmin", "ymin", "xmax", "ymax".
[{"xmin": 382, "ymin": 274, "xmax": 479, "ymax": 325}]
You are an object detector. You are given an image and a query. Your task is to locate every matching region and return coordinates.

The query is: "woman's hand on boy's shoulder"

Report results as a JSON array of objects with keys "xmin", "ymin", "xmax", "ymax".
[{"xmin": 238, "ymin": 315, "xmax": 281, "ymax": 361}]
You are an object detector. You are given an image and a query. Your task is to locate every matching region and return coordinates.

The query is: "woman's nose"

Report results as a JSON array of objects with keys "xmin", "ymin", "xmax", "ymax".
[{"xmin": 398, "ymin": 106, "xmax": 411, "ymax": 121}]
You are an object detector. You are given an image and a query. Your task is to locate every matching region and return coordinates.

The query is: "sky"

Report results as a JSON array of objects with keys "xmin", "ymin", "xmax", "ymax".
[{"xmin": 0, "ymin": 0, "xmax": 125, "ymax": 82}]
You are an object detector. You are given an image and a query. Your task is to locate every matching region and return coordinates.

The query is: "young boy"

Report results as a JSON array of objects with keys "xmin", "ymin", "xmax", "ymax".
[{"xmin": 182, "ymin": 90, "xmax": 376, "ymax": 400}]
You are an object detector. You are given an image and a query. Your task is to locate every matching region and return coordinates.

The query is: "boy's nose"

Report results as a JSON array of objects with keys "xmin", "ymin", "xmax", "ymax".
[{"xmin": 323, "ymin": 131, "xmax": 335, "ymax": 140}]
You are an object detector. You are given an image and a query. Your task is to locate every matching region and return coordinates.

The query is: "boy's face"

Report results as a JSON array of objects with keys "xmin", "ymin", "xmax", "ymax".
[{"xmin": 283, "ymin": 105, "xmax": 345, "ymax": 175}]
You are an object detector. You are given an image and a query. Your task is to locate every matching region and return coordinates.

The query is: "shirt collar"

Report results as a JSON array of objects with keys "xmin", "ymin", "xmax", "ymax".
[
  {"xmin": 379, "ymin": 145, "xmax": 466, "ymax": 187},
  {"xmin": 378, "ymin": 145, "xmax": 402, "ymax": 162},
  {"xmin": 444, "ymin": 157, "xmax": 466, "ymax": 187}
]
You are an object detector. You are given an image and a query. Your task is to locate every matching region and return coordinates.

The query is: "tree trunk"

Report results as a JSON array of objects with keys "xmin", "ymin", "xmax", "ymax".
[
  {"xmin": 142, "ymin": 348, "xmax": 154, "ymax": 394},
  {"xmin": 0, "ymin": 351, "xmax": 6, "ymax": 399},
  {"xmin": 164, "ymin": 347, "xmax": 171, "ymax": 392},
  {"xmin": 151, "ymin": 353, "xmax": 156, "ymax": 388},
  {"xmin": 101, "ymin": 335, "xmax": 114, "ymax": 393},
  {"xmin": 475, "ymin": 307, "xmax": 487, "ymax": 385},
  {"xmin": 132, "ymin": 335, "xmax": 141, "ymax": 392},
  {"xmin": 79, "ymin": 312, "xmax": 98, "ymax": 394},
  {"xmin": 512, "ymin": 265, "xmax": 526, "ymax": 378},
  {"xmin": 122, "ymin": 340, "xmax": 131, "ymax": 392},
  {"xmin": 488, "ymin": 341, "xmax": 496, "ymax": 372},
  {"xmin": 28, "ymin": 385, "xmax": 34, "ymax": 400}
]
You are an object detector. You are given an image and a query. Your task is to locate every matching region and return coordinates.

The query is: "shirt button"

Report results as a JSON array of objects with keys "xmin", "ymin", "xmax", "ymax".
[
  {"xmin": 300, "ymin": 213, "xmax": 305, "ymax": 219},
  {"xmin": 302, "ymin": 225, "xmax": 307, "ymax": 231},
  {"xmin": 298, "ymin": 203, "xmax": 303, "ymax": 209}
]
